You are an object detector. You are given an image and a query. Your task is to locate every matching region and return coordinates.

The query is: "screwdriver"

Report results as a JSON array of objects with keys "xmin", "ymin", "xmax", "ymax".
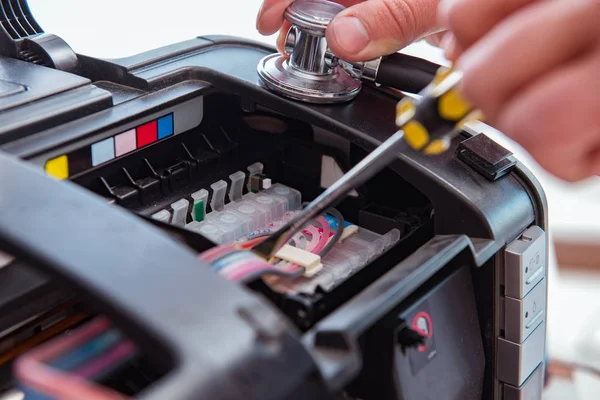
[{"xmin": 251, "ymin": 66, "xmax": 484, "ymax": 260}]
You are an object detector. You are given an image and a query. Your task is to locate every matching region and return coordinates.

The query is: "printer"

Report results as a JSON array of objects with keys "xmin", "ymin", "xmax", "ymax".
[{"xmin": 0, "ymin": 1, "xmax": 549, "ymax": 399}]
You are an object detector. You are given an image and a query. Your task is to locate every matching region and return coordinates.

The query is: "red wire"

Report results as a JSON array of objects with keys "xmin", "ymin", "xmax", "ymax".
[
  {"xmin": 237, "ymin": 236, "xmax": 267, "ymax": 249},
  {"xmin": 199, "ymin": 236, "xmax": 267, "ymax": 263},
  {"xmin": 309, "ymin": 217, "xmax": 330, "ymax": 255}
]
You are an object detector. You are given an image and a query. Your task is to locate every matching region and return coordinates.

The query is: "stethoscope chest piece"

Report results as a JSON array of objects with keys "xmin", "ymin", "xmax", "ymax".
[{"xmin": 257, "ymin": 0, "xmax": 362, "ymax": 104}]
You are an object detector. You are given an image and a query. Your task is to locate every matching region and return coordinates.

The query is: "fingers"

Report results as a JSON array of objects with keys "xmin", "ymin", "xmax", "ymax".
[
  {"xmin": 326, "ymin": 0, "xmax": 439, "ymax": 61},
  {"xmin": 257, "ymin": 0, "xmax": 440, "ymax": 62},
  {"xmin": 256, "ymin": 0, "xmax": 295, "ymax": 35},
  {"xmin": 437, "ymin": 0, "xmax": 537, "ymax": 61},
  {"xmin": 438, "ymin": 32, "xmax": 460, "ymax": 61},
  {"xmin": 456, "ymin": 0, "xmax": 600, "ymax": 122},
  {"xmin": 257, "ymin": 0, "xmax": 363, "ymax": 36},
  {"xmin": 275, "ymin": 21, "xmax": 293, "ymax": 54},
  {"xmin": 424, "ymin": 31, "xmax": 447, "ymax": 48},
  {"xmin": 495, "ymin": 49, "xmax": 600, "ymax": 181},
  {"xmin": 257, "ymin": 0, "xmax": 363, "ymax": 54}
]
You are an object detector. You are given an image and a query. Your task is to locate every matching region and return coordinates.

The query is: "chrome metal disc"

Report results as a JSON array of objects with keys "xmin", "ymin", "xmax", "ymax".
[
  {"xmin": 284, "ymin": 0, "xmax": 345, "ymax": 34},
  {"xmin": 257, "ymin": 54, "xmax": 361, "ymax": 104}
]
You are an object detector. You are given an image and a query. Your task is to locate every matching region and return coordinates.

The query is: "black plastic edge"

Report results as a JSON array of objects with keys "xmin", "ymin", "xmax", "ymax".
[
  {"xmin": 0, "ymin": 85, "xmax": 113, "ymax": 145},
  {"xmin": 2, "ymin": 81, "xmax": 206, "ymax": 158},
  {"xmin": 0, "ymin": 150, "xmax": 317, "ymax": 400},
  {"xmin": 302, "ymin": 234, "xmax": 475, "ymax": 391}
]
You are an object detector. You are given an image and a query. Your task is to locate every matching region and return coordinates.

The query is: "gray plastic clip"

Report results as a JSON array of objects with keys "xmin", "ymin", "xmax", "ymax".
[
  {"xmin": 229, "ymin": 171, "xmax": 246, "ymax": 203},
  {"xmin": 151, "ymin": 210, "xmax": 171, "ymax": 223},
  {"xmin": 210, "ymin": 180, "xmax": 228, "ymax": 212},
  {"xmin": 171, "ymin": 199, "xmax": 189, "ymax": 226}
]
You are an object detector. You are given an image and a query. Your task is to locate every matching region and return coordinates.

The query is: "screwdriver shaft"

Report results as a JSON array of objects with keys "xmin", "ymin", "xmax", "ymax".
[{"xmin": 252, "ymin": 129, "xmax": 407, "ymax": 259}]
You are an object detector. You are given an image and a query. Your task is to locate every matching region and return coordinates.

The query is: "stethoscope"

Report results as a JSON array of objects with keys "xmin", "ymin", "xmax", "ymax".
[{"xmin": 257, "ymin": 0, "xmax": 441, "ymax": 104}]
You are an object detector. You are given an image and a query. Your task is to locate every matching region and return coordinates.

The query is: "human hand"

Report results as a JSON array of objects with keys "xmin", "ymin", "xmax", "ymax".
[
  {"xmin": 439, "ymin": 0, "xmax": 600, "ymax": 181},
  {"xmin": 256, "ymin": 0, "xmax": 442, "ymax": 62}
]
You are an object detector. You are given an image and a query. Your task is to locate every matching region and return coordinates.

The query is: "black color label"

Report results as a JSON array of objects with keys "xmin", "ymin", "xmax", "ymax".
[{"xmin": 408, "ymin": 301, "xmax": 437, "ymax": 375}]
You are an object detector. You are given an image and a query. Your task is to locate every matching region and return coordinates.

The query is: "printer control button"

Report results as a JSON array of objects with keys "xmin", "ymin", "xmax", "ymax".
[
  {"xmin": 505, "ymin": 226, "xmax": 546, "ymax": 299},
  {"xmin": 504, "ymin": 279, "xmax": 547, "ymax": 343},
  {"xmin": 497, "ymin": 321, "xmax": 546, "ymax": 387}
]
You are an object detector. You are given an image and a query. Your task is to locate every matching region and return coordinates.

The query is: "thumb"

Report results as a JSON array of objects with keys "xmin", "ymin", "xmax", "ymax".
[{"xmin": 326, "ymin": 0, "xmax": 440, "ymax": 62}]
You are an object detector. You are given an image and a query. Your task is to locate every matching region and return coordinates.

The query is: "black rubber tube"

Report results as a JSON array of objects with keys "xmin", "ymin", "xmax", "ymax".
[{"xmin": 375, "ymin": 52, "xmax": 441, "ymax": 93}]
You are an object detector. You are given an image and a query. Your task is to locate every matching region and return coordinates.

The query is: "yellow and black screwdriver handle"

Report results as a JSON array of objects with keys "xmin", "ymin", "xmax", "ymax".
[{"xmin": 395, "ymin": 67, "xmax": 484, "ymax": 155}]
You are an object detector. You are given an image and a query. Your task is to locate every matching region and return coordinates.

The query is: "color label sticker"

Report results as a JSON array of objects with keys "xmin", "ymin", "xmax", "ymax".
[
  {"xmin": 67, "ymin": 147, "xmax": 92, "ymax": 176},
  {"xmin": 114, "ymin": 129, "xmax": 136, "ymax": 157},
  {"xmin": 45, "ymin": 155, "xmax": 69, "ymax": 180},
  {"xmin": 43, "ymin": 113, "xmax": 174, "ymax": 179},
  {"xmin": 157, "ymin": 114, "xmax": 174, "ymax": 139},
  {"xmin": 136, "ymin": 121, "xmax": 158, "ymax": 148},
  {"xmin": 91, "ymin": 137, "xmax": 115, "ymax": 166}
]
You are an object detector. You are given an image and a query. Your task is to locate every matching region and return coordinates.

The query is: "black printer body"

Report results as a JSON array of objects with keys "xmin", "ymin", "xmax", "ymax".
[{"xmin": 0, "ymin": 3, "xmax": 549, "ymax": 400}]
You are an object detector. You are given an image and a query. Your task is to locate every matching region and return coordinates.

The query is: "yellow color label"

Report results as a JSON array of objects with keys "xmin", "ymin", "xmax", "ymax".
[
  {"xmin": 424, "ymin": 139, "xmax": 450, "ymax": 155},
  {"xmin": 439, "ymin": 89, "xmax": 471, "ymax": 121},
  {"xmin": 403, "ymin": 121, "xmax": 429, "ymax": 150},
  {"xmin": 396, "ymin": 97, "xmax": 416, "ymax": 127},
  {"xmin": 45, "ymin": 155, "xmax": 69, "ymax": 180}
]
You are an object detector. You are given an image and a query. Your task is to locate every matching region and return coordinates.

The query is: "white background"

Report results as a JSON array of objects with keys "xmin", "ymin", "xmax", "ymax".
[{"xmin": 27, "ymin": 0, "xmax": 447, "ymax": 61}]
